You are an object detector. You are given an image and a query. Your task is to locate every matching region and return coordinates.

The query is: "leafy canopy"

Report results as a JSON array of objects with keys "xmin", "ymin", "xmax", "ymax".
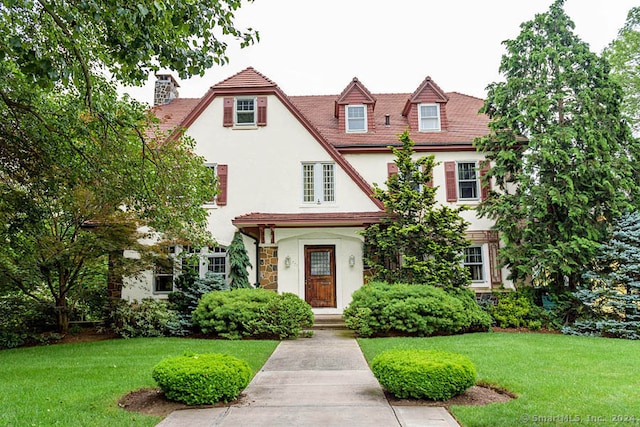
[
  {"xmin": 0, "ymin": 1, "xmax": 256, "ymax": 332},
  {"xmin": 474, "ymin": 0, "xmax": 640, "ymax": 290},
  {"xmin": 603, "ymin": 6, "xmax": 640, "ymax": 135},
  {"xmin": 362, "ymin": 130, "xmax": 471, "ymax": 289}
]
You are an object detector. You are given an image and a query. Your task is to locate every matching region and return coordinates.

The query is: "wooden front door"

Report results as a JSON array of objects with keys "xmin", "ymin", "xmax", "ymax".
[{"xmin": 304, "ymin": 245, "xmax": 336, "ymax": 308}]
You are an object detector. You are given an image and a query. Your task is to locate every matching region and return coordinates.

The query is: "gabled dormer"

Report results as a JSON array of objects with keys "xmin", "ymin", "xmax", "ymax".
[
  {"xmin": 402, "ymin": 77, "xmax": 449, "ymax": 132},
  {"xmin": 334, "ymin": 78, "xmax": 376, "ymax": 133},
  {"xmin": 215, "ymin": 67, "xmax": 278, "ymax": 128}
]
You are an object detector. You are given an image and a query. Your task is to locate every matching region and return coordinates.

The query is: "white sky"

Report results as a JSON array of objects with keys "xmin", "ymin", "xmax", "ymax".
[{"xmin": 121, "ymin": 0, "xmax": 638, "ymax": 104}]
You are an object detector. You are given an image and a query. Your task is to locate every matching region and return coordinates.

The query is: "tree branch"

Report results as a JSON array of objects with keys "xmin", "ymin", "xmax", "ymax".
[{"xmin": 36, "ymin": 0, "xmax": 93, "ymax": 108}]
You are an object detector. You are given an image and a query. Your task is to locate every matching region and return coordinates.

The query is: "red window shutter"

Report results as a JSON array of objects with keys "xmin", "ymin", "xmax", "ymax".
[
  {"xmin": 480, "ymin": 162, "xmax": 491, "ymax": 201},
  {"xmin": 223, "ymin": 98, "xmax": 234, "ymax": 127},
  {"xmin": 217, "ymin": 164, "xmax": 228, "ymax": 206},
  {"xmin": 445, "ymin": 161, "xmax": 457, "ymax": 202},
  {"xmin": 425, "ymin": 166, "xmax": 434, "ymax": 188},
  {"xmin": 387, "ymin": 162, "xmax": 399, "ymax": 178},
  {"xmin": 257, "ymin": 96, "xmax": 267, "ymax": 126}
]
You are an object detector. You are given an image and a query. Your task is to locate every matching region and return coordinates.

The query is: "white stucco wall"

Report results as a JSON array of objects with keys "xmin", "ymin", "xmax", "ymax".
[
  {"xmin": 275, "ymin": 227, "xmax": 364, "ymax": 313},
  {"xmin": 187, "ymin": 94, "xmax": 380, "ymax": 244}
]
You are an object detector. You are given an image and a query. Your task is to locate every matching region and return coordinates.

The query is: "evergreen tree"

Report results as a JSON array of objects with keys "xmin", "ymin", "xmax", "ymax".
[
  {"xmin": 362, "ymin": 130, "xmax": 470, "ymax": 289},
  {"xmin": 567, "ymin": 211, "xmax": 640, "ymax": 339},
  {"xmin": 475, "ymin": 0, "xmax": 640, "ymax": 291},
  {"xmin": 227, "ymin": 232, "xmax": 252, "ymax": 289}
]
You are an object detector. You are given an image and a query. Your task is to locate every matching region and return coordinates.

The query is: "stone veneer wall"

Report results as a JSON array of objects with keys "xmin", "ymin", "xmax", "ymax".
[{"xmin": 259, "ymin": 247, "xmax": 278, "ymax": 290}]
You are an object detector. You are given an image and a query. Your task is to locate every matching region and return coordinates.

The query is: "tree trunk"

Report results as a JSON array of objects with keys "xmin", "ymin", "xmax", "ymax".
[
  {"xmin": 56, "ymin": 296, "xmax": 70, "ymax": 334},
  {"xmin": 107, "ymin": 250, "xmax": 124, "ymax": 300}
]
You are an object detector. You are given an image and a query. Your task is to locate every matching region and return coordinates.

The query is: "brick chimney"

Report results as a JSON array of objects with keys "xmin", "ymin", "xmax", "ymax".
[{"xmin": 154, "ymin": 74, "xmax": 180, "ymax": 106}]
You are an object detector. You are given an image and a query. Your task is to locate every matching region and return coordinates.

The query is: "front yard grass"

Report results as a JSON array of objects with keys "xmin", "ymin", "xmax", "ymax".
[
  {"xmin": 0, "ymin": 337, "xmax": 278, "ymax": 426},
  {"xmin": 358, "ymin": 332, "xmax": 640, "ymax": 427}
]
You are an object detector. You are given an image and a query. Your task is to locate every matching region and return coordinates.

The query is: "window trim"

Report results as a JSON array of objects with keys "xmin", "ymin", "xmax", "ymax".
[
  {"xmin": 302, "ymin": 162, "xmax": 336, "ymax": 204},
  {"xmin": 346, "ymin": 105, "xmax": 367, "ymax": 133},
  {"xmin": 457, "ymin": 161, "xmax": 480, "ymax": 201},
  {"xmin": 418, "ymin": 103, "xmax": 441, "ymax": 132},
  {"xmin": 205, "ymin": 246, "xmax": 228, "ymax": 281},
  {"xmin": 234, "ymin": 96, "xmax": 257, "ymax": 126},
  {"xmin": 153, "ymin": 246, "xmax": 176, "ymax": 293},
  {"xmin": 463, "ymin": 245, "xmax": 485, "ymax": 282}
]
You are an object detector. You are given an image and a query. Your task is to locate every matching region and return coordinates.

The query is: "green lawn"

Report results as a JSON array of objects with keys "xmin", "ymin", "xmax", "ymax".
[
  {"xmin": 358, "ymin": 332, "xmax": 640, "ymax": 427},
  {"xmin": 0, "ymin": 337, "xmax": 278, "ymax": 427}
]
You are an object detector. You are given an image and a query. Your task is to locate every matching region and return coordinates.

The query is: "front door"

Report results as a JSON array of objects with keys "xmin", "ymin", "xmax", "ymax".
[{"xmin": 304, "ymin": 245, "xmax": 336, "ymax": 308}]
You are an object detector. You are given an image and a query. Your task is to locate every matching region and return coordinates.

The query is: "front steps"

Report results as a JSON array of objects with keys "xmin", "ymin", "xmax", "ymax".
[{"xmin": 313, "ymin": 314, "xmax": 347, "ymax": 330}]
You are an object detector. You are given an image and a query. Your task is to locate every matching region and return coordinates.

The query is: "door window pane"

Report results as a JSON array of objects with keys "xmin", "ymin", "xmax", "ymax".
[{"xmin": 310, "ymin": 251, "xmax": 331, "ymax": 276}]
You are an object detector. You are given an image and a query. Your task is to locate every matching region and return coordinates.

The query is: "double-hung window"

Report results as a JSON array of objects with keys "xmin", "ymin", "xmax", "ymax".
[
  {"xmin": 346, "ymin": 105, "xmax": 367, "ymax": 133},
  {"xmin": 206, "ymin": 246, "xmax": 228, "ymax": 280},
  {"xmin": 419, "ymin": 103, "xmax": 441, "ymax": 131},
  {"xmin": 235, "ymin": 97, "xmax": 256, "ymax": 126},
  {"xmin": 463, "ymin": 246, "xmax": 484, "ymax": 281},
  {"xmin": 154, "ymin": 246, "xmax": 176, "ymax": 292},
  {"xmin": 457, "ymin": 162, "xmax": 479, "ymax": 200},
  {"xmin": 303, "ymin": 162, "xmax": 335, "ymax": 204}
]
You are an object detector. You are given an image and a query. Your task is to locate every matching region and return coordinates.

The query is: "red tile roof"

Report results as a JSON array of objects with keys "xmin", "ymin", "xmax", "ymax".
[
  {"xmin": 289, "ymin": 91, "xmax": 488, "ymax": 149},
  {"xmin": 211, "ymin": 66, "xmax": 278, "ymax": 89},
  {"xmin": 150, "ymin": 98, "xmax": 200, "ymax": 136}
]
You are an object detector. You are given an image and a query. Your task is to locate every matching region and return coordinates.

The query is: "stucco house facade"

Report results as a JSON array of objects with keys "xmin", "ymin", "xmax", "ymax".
[{"xmin": 122, "ymin": 67, "xmax": 512, "ymax": 314}]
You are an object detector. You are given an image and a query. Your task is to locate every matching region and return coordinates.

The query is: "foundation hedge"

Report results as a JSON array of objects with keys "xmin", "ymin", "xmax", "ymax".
[
  {"xmin": 152, "ymin": 353, "xmax": 251, "ymax": 405},
  {"xmin": 371, "ymin": 349, "xmax": 476, "ymax": 400},
  {"xmin": 343, "ymin": 282, "xmax": 490, "ymax": 337},
  {"xmin": 192, "ymin": 288, "xmax": 313, "ymax": 339}
]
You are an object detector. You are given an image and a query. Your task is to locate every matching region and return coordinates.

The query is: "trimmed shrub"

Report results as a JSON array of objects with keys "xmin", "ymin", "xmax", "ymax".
[
  {"xmin": 192, "ymin": 288, "xmax": 313, "ymax": 339},
  {"xmin": 245, "ymin": 292, "xmax": 314, "ymax": 339},
  {"xmin": 109, "ymin": 298, "xmax": 187, "ymax": 338},
  {"xmin": 489, "ymin": 289, "xmax": 548, "ymax": 330},
  {"xmin": 343, "ymin": 281, "xmax": 489, "ymax": 337},
  {"xmin": 152, "ymin": 353, "xmax": 251, "ymax": 405},
  {"xmin": 371, "ymin": 349, "xmax": 476, "ymax": 400}
]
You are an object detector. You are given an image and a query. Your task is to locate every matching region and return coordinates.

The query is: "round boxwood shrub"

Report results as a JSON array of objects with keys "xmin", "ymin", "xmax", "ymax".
[
  {"xmin": 371, "ymin": 349, "xmax": 476, "ymax": 400},
  {"xmin": 152, "ymin": 353, "xmax": 252, "ymax": 405}
]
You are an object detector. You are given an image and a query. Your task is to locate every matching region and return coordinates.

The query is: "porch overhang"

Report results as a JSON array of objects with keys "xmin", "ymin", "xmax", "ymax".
[{"xmin": 232, "ymin": 211, "xmax": 387, "ymax": 243}]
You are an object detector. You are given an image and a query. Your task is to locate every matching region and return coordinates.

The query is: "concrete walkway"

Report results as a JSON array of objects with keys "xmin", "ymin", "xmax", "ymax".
[{"xmin": 156, "ymin": 329, "xmax": 461, "ymax": 427}]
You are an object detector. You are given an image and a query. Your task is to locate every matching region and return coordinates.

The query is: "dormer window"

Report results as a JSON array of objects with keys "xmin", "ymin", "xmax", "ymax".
[
  {"xmin": 418, "ymin": 103, "xmax": 441, "ymax": 131},
  {"xmin": 346, "ymin": 105, "xmax": 367, "ymax": 133},
  {"xmin": 235, "ymin": 97, "xmax": 256, "ymax": 126}
]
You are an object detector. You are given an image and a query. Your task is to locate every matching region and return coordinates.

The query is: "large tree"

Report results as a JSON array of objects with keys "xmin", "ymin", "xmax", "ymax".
[
  {"xmin": 0, "ymin": 86, "xmax": 216, "ymax": 333},
  {"xmin": 362, "ymin": 131, "xmax": 470, "ymax": 289},
  {"xmin": 475, "ymin": 0, "xmax": 640, "ymax": 291},
  {"xmin": 603, "ymin": 6, "xmax": 640, "ymax": 135},
  {"xmin": 1, "ymin": 0, "xmax": 258, "ymax": 181},
  {"xmin": 0, "ymin": 1, "xmax": 257, "ymax": 332}
]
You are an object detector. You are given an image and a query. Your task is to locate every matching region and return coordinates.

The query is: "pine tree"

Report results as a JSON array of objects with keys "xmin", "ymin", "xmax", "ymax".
[
  {"xmin": 568, "ymin": 211, "xmax": 640, "ymax": 339},
  {"xmin": 362, "ymin": 130, "xmax": 470, "ymax": 289},
  {"xmin": 227, "ymin": 232, "xmax": 252, "ymax": 289}
]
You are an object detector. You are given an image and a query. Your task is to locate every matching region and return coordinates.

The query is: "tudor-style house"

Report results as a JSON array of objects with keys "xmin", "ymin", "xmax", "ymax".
[{"xmin": 122, "ymin": 68, "xmax": 513, "ymax": 314}]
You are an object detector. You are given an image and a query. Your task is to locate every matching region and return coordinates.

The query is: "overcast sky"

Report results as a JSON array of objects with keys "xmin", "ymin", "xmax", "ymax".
[{"xmin": 121, "ymin": 0, "xmax": 638, "ymax": 104}]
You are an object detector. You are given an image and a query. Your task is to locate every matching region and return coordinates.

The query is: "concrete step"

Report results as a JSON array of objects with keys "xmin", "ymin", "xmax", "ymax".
[{"xmin": 313, "ymin": 314, "xmax": 347, "ymax": 330}]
